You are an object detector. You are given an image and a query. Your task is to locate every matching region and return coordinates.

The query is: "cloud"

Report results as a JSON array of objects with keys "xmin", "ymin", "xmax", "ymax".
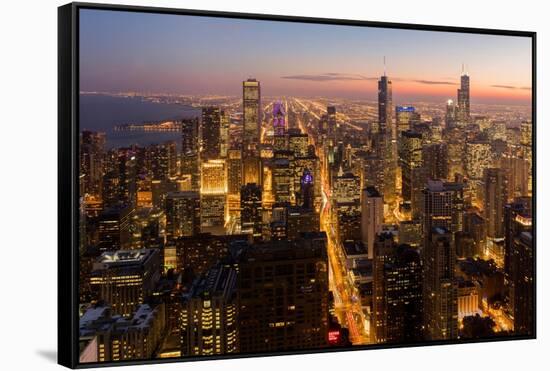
[
  {"xmin": 280, "ymin": 74, "xmax": 530, "ymax": 94},
  {"xmin": 281, "ymin": 74, "xmax": 458, "ymax": 86},
  {"xmin": 491, "ymin": 84, "xmax": 531, "ymax": 90},
  {"xmin": 280, "ymin": 73, "xmax": 377, "ymax": 82},
  {"xmin": 412, "ymin": 79, "xmax": 458, "ymax": 86}
]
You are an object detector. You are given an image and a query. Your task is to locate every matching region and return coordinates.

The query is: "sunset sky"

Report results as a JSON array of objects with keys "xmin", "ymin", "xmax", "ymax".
[{"xmin": 79, "ymin": 9, "xmax": 532, "ymax": 105}]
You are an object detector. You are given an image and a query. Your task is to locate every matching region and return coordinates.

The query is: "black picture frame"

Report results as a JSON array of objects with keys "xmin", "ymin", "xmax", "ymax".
[{"xmin": 58, "ymin": 2, "xmax": 537, "ymax": 369}]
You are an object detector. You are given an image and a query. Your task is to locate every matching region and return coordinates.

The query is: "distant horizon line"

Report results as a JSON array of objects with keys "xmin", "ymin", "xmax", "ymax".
[{"xmin": 79, "ymin": 90, "xmax": 532, "ymax": 108}]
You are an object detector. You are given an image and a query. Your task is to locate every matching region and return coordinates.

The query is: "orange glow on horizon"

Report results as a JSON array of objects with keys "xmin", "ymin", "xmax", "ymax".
[{"xmin": 293, "ymin": 78, "xmax": 532, "ymax": 103}]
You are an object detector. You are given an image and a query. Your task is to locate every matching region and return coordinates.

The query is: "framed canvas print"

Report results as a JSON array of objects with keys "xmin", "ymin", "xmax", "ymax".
[{"xmin": 58, "ymin": 2, "xmax": 536, "ymax": 368}]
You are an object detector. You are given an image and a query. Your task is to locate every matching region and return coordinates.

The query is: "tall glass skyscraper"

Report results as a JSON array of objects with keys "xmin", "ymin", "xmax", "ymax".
[
  {"xmin": 242, "ymin": 78, "xmax": 261, "ymax": 151},
  {"xmin": 377, "ymin": 74, "xmax": 393, "ymax": 132},
  {"xmin": 457, "ymin": 67, "xmax": 470, "ymax": 123},
  {"xmin": 200, "ymin": 107, "xmax": 223, "ymax": 161},
  {"xmin": 377, "ymin": 69, "xmax": 396, "ymax": 201}
]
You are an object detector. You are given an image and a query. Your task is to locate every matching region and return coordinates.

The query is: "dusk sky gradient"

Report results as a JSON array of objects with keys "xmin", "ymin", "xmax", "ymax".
[{"xmin": 80, "ymin": 9, "xmax": 532, "ymax": 105}]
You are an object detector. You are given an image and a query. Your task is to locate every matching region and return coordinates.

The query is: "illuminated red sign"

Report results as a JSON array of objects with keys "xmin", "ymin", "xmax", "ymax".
[{"xmin": 328, "ymin": 330, "xmax": 341, "ymax": 345}]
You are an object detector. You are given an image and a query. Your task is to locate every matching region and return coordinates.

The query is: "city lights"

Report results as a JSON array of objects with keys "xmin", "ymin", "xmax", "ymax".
[{"xmin": 75, "ymin": 10, "xmax": 533, "ymax": 364}]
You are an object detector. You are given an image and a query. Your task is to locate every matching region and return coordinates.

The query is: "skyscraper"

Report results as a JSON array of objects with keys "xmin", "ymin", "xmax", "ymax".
[
  {"xmin": 286, "ymin": 206, "xmax": 321, "ymax": 239},
  {"xmin": 395, "ymin": 106, "xmax": 420, "ymax": 134},
  {"xmin": 80, "ymin": 130, "xmax": 106, "ymax": 198},
  {"xmin": 79, "ymin": 304, "xmax": 166, "ymax": 362},
  {"xmin": 200, "ymin": 160, "xmax": 227, "ymax": 229},
  {"xmin": 483, "ymin": 168, "xmax": 508, "ymax": 239},
  {"xmin": 181, "ymin": 118, "xmax": 200, "ymax": 191},
  {"xmin": 97, "ymin": 205, "xmax": 135, "ymax": 251},
  {"xmin": 378, "ymin": 71, "xmax": 393, "ymax": 132},
  {"xmin": 465, "ymin": 141, "xmax": 492, "ymax": 180},
  {"xmin": 273, "ymin": 101, "xmax": 286, "ymax": 136},
  {"xmin": 445, "ymin": 99, "xmax": 456, "ymax": 128},
  {"xmin": 520, "ymin": 121, "xmax": 532, "ymax": 147},
  {"xmin": 377, "ymin": 69, "xmax": 397, "ymax": 201},
  {"xmin": 289, "ymin": 131, "xmax": 309, "ymax": 157},
  {"xmin": 446, "ymin": 129, "xmax": 466, "ymax": 178},
  {"xmin": 220, "ymin": 114, "xmax": 230, "ymax": 158},
  {"xmin": 240, "ymin": 183, "xmax": 263, "ymax": 239},
  {"xmin": 168, "ymin": 141, "xmax": 178, "ymax": 177},
  {"xmin": 520, "ymin": 121, "xmax": 533, "ymax": 195},
  {"xmin": 336, "ymin": 203, "xmax": 362, "ymax": 241},
  {"xmin": 423, "ymin": 227, "xmax": 458, "ymax": 341},
  {"xmin": 294, "ymin": 155, "xmax": 321, "ymax": 211},
  {"xmin": 327, "ymin": 106, "xmax": 337, "ymax": 138},
  {"xmin": 462, "ymin": 210, "xmax": 487, "ymax": 257},
  {"xmin": 272, "ymin": 158, "xmax": 293, "ymax": 203},
  {"xmin": 509, "ymin": 231, "xmax": 534, "ymax": 335},
  {"xmin": 242, "ymin": 155, "xmax": 261, "ymax": 186},
  {"xmin": 456, "ymin": 68, "xmax": 470, "ymax": 123},
  {"xmin": 300, "ymin": 169, "xmax": 315, "ymax": 209},
  {"xmin": 226, "ymin": 149, "xmax": 243, "ymax": 216},
  {"xmin": 361, "ymin": 153, "xmax": 385, "ymax": 189},
  {"xmin": 333, "ymin": 172, "xmax": 361, "ymax": 204},
  {"xmin": 226, "ymin": 150, "xmax": 243, "ymax": 196},
  {"xmin": 201, "ymin": 107, "xmax": 223, "ymax": 161},
  {"xmin": 422, "ymin": 180, "xmax": 464, "ymax": 238},
  {"xmin": 504, "ymin": 197, "xmax": 532, "ymax": 277},
  {"xmin": 500, "ymin": 152, "xmax": 529, "ymax": 199},
  {"xmin": 148, "ymin": 141, "xmax": 176, "ymax": 180},
  {"xmin": 201, "ymin": 159, "xmax": 226, "ymax": 195},
  {"xmin": 333, "ymin": 172, "xmax": 362, "ymax": 242},
  {"xmin": 165, "ymin": 191, "xmax": 200, "ymax": 241},
  {"xmin": 399, "ymin": 130, "xmax": 424, "ymax": 218},
  {"xmin": 372, "ymin": 233, "xmax": 423, "ymax": 343},
  {"xmin": 175, "ymin": 233, "xmax": 233, "ymax": 276},
  {"xmin": 181, "ymin": 118, "xmax": 199, "ymax": 156},
  {"xmin": 180, "ymin": 265, "xmax": 238, "ymax": 356},
  {"xmin": 90, "ymin": 249, "xmax": 162, "ymax": 317},
  {"xmin": 361, "ymin": 186, "xmax": 383, "ymax": 259},
  {"xmin": 116, "ymin": 149, "xmax": 137, "ymax": 207},
  {"xmin": 422, "ymin": 143, "xmax": 448, "ymax": 181},
  {"xmin": 238, "ymin": 233, "xmax": 329, "ymax": 353},
  {"xmin": 242, "ymin": 79, "xmax": 261, "ymax": 151}
]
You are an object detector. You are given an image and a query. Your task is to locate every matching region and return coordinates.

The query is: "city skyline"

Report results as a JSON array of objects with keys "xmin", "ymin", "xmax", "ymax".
[
  {"xmin": 76, "ymin": 7, "xmax": 534, "ymax": 365},
  {"xmin": 80, "ymin": 9, "xmax": 532, "ymax": 105}
]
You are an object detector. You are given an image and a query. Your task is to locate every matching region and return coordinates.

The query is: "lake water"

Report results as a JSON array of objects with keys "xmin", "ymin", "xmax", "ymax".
[{"xmin": 79, "ymin": 94, "xmax": 200, "ymax": 149}]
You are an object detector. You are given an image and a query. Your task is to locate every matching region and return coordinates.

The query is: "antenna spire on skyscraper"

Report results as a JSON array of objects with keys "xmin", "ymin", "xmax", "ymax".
[{"xmin": 383, "ymin": 56, "xmax": 387, "ymax": 77}]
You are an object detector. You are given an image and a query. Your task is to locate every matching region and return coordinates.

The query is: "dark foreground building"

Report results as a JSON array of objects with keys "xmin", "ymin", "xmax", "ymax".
[
  {"xmin": 510, "ymin": 231, "xmax": 534, "ymax": 335},
  {"xmin": 238, "ymin": 232, "xmax": 330, "ymax": 352},
  {"xmin": 180, "ymin": 264, "xmax": 239, "ymax": 356},
  {"xmin": 90, "ymin": 249, "xmax": 162, "ymax": 317},
  {"xmin": 423, "ymin": 227, "xmax": 458, "ymax": 341},
  {"xmin": 372, "ymin": 233, "xmax": 423, "ymax": 343}
]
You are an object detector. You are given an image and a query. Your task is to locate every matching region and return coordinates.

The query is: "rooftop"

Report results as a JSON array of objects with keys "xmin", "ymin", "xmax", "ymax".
[
  {"xmin": 186, "ymin": 265, "xmax": 237, "ymax": 301},
  {"xmin": 343, "ymin": 240, "xmax": 368, "ymax": 257},
  {"xmin": 396, "ymin": 105, "xmax": 415, "ymax": 112},
  {"xmin": 79, "ymin": 304, "xmax": 161, "ymax": 336},
  {"xmin": 80, "ymin": 305, "xmax": 110, "ymax": 329},
  {"xmin": 98, "ymin": 249, "xmax": 153, "ymax": 264}
]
